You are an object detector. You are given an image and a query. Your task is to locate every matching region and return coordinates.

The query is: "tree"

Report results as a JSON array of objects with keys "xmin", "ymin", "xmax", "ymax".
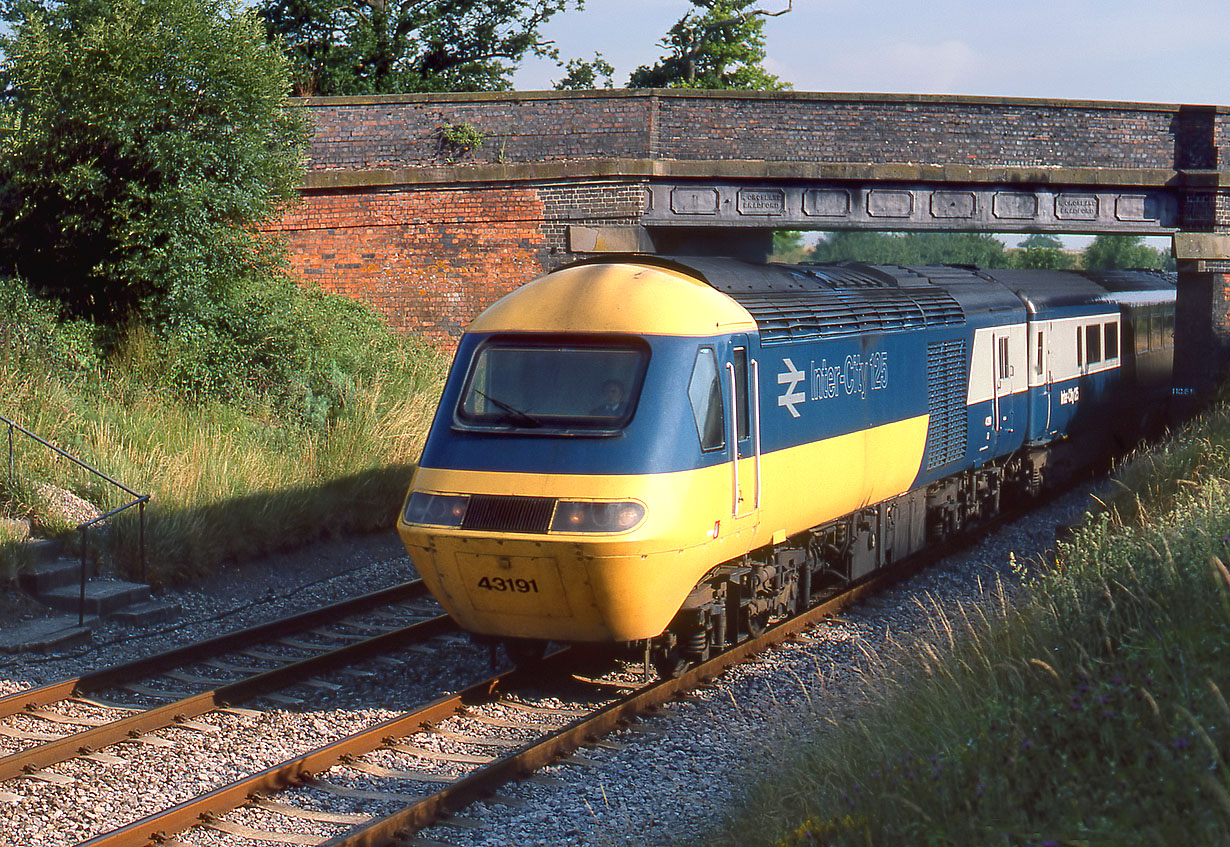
[
  {"xmin": 1012, "ymin": 234, "xmax": 1073, "ymax": 270},
  {"xmin": 259, "ymin": 0, "xmax": 577, "ymax": 96},
  {"xmin": 0, "ymin": 0, "xmax": 307, "ymax": 326},
  {"xmin": 770, "ymin": 230, "xmax": 808, "ymax": 262},
  {"xmin": 629, "ymin": 0, "xmax": 791, "ymax": 90},
  {"xmin": 553, "ymin": 53, "xmax": 614, "ymax": 90},
  {"xmin": 1081, "ymin": 235, "xmax": 1173, "ymax": 271},
  {"xmin": 809, "ymin": 231, "xmax": 1009, "ymax": 267}
]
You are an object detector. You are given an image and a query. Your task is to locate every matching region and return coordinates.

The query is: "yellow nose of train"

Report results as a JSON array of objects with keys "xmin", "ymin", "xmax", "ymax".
[{"xmin": 397, "ymin": 260, "xmax": 769, "ymax": 643}]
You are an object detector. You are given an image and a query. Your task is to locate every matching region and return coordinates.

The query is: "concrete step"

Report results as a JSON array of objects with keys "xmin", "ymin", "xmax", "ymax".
[
  {"xmin": 108, "ymin": 599, "xmax": 182, "ymax": 627},
  {"xmin": 26, "ymin": 538, "xmax": 64, "ymax": 566},
  {"xmin": 0, "ymin": 614, "xmax": 97, "ymax": 653},
  {"xmin": 38, "ymin": 580, "xmax": 151, "ymax": 617},
  {"xmin": 18, "ymin": 557, "xmax": 93, "ymax": 594}
]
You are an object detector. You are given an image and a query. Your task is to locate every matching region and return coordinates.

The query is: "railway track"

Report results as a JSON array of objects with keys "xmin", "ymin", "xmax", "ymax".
[
  {"xmin": 4, "ymin": 482, "xmax": 1092, "ymax": 846},
  {"xmin": 0, "ymin": 581, "xmax": 458, "ymax": 790},
  {"xmin": 71, "ymin": 552, "xmax": 914, "ymax": 847}
]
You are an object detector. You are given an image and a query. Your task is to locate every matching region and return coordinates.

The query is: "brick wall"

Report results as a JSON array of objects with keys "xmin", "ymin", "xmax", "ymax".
[
  {"xmin": 292, "ymin": 90, "xmax": 1226, "ymax": 173},
  {"xmin": 269, "ymin": 185, "xmax": 551, "ymax": 339},
  {"xmin": 267, "ymin": 178, "xmax": 649, "ymax": 343}
]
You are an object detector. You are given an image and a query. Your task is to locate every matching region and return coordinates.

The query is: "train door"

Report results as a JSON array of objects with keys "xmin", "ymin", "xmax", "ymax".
[
  {"xmin": 724, "ymin": 335, "xmax": 761, "ymax": 531},
  {"xmin": 986, "ymin": 329, "xmax": 1008, "ymax": 455},
  {"xmin": 1028, "ymin": 321, "xmax": 1055, "ymax": 442}
]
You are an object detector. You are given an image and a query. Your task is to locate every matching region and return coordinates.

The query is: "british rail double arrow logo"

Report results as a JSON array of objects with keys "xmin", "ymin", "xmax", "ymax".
[{"xmin": 777, "ymin": 358, "xmax": 805, "ymax": 418}]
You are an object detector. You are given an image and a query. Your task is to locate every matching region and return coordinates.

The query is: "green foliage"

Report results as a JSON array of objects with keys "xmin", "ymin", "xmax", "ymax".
[
  {"xmin": 770, "ymin": 230, "xmax": 809, "ymax": 263},
  {"xmin": 1082, "ymin": 234, "xmax": 1174, "ymax": 271},
  {"xmin": 713, "ymin": 402, "xmax": 1230, "ymax": 846},
  {"xmin": 1014, "ymin": 233, "xmax": 1075, "ymax": 269},
  {"xmin": 259, "ymin": 0, "xmax": 577, "ymax": 96},
  {"xmin": 0, "ymin": 0, "xmax": 307, "ymax": 326},
  {"xmin": 553, "ymin": 52, "xmax": 614, "ymax": 90},
  {"xmin": 808, "ymin": 230, "xmax": 1010, "ymax": 267},
  {"xmin": 439, "ymin": 121, "xmax": 486, "ymax": 160},
  {"xmin": 629, "ymin": 0, "xmax": 790, "ymax": 90},
  {"xmin": 133, "ymin": 276, "xmax": 420, "ymax": 427}
]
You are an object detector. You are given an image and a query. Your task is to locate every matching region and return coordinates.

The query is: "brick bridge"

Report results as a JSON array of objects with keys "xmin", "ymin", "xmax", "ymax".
[{"xmin": 268, "ymin": 89, "xmax": 1230, "ymax": 394}]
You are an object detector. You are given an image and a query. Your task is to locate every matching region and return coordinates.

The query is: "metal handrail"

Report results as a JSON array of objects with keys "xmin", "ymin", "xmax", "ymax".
[{"xmin": 2, "ymin": 413, "xmax": 149, "ymax": 624}]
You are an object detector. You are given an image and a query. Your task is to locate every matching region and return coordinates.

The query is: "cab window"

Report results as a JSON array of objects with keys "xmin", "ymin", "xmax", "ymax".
[
  {"xmin": 688, "ymin": 347, "xmax": 725, "ymax": 451},
  {"xmin": 457, "ymin": 338, "xmax": 648, "ymax": 433}
]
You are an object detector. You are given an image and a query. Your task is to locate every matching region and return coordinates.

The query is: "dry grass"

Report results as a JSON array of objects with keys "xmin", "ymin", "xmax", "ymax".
[{"xmin": 0, "ymin": 346, "xmax": 448, "ymax": 584}]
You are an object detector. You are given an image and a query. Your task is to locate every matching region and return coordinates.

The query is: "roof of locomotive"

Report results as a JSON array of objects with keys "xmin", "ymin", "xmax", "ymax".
[
  {"xmin": 594, "ymin": 256, "xmax": 1005, "ymax": 344},
  {"xmin": 466, "ymin": 260, "xmax": 758, "ymax": 336}
]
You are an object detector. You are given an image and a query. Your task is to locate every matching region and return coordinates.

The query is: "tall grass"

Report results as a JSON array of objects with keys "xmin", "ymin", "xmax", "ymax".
[
  {"xmin": 713, "ymin": 403, "xmax": 1230, "ymax": 846},
  {"xmin": 0, "ymin": 278, "xmax": 449, "ymax": 584}
]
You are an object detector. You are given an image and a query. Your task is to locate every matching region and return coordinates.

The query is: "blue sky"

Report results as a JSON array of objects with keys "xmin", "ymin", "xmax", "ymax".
[{"xmin": 513, "ymin": 0, "xmax": 1229, "ymax": 106}]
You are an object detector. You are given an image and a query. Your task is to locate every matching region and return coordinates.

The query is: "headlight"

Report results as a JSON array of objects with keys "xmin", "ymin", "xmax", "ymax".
[
  {"xmin": 550, "ymin": 500, "xmax": 645, "ymax": 533},
  {"xmin": 402, "ymin": 492, "xmax": 469, "ymax": 527}
]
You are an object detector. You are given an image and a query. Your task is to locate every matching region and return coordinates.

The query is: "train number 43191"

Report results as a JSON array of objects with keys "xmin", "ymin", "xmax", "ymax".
[{"xmin": 477, "ymin": 576, "xmax": 539, "ymax": 593}]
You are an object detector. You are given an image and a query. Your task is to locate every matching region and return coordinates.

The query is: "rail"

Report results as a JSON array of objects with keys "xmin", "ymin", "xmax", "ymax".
[{"xmin": 2, "ymin": 413, "xmax": 148, "ymax": 624}]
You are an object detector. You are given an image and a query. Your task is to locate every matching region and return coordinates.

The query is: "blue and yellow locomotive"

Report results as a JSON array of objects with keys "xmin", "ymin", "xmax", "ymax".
[{"xmin": 397, "ymin": 257, "xmax": 1175, "ymax": 671}]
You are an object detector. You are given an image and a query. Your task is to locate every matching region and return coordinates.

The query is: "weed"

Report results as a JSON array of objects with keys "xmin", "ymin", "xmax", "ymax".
[{"xmin": 438, "ymin": 121, "xmax": 485, "ymax": 161}]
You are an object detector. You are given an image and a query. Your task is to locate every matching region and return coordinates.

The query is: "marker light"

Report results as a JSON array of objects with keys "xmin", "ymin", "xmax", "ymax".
[
  {"xmin": 550, "ymin": 501, "xmax": 646, "ymax": 533},
  {"xmin": 402, "ymin": 492, "xmax": 469, "ymax": 527}
]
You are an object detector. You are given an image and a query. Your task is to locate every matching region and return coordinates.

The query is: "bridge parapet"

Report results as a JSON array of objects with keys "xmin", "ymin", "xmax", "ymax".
[{"xmin": 294, "ymin": 90, "xmax": 1225, "ymax": 175}]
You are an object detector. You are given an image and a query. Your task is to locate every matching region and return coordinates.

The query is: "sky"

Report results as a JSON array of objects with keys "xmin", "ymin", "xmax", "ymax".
[{"xmin": 512, "ymin": 0, "xmax": 1230, "ymax": 106}]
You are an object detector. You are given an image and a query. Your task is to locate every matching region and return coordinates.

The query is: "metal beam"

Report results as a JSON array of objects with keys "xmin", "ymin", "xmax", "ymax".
[{"xmin": 643, "ymin": 181, "xmax": 1180, "ymax": 235}]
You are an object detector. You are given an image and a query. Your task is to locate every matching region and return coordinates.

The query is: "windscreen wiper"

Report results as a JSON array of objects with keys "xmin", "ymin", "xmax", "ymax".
[{"xmin": 474, "ymin": 390, "xmax": 544, "ymax": 427}]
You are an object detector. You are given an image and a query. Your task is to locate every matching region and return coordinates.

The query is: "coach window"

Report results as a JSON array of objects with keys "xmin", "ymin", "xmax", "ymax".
[
  {"xmin": 1035, "ymin": 331, "xmax": 1044, "ymax": 377},
  {"xmin": 1085, "ymin": 322, "xmax": 1102, "ymax": 365},
  {"xmin": 1076, "ymin": 326, "xmax": 1083, "ymax": 368},
  {"xmin": 688, "ymin": 347, "xmax": 725, "ymax": 451},
  {"xmin": 1104, "ymin": 321, "xmax": 1119, "ymax": 360}
]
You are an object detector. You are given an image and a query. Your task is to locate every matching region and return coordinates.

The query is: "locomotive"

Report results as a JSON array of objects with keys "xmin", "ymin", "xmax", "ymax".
[{"xmin": 396, "ymin": 257, "xmax": 1176, "ymax": 673}]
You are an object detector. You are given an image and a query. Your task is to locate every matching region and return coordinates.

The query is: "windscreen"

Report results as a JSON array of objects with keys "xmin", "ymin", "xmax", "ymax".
[{"xmin": 457, "ymin": 340, "xmax": 648, "ymax": 432}]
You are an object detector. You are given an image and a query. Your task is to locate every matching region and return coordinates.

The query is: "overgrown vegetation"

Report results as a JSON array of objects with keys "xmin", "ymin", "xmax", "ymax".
[
  {"xmin": 712, "ymin": 399, "xmax": 1230, "ymax": 844},
  {"xmin": 0, "ymin": 276, "xmax": 447, "ymax": 585}
]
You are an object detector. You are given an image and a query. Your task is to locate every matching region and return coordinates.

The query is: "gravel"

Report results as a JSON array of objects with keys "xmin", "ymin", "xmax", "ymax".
[{"xmin": 0, "ymin": 485, "xmax": 1101, "ymax": 847}]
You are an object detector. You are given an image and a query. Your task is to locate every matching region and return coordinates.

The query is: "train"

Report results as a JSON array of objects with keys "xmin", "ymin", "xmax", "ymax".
[{"xmin": 396, "ymin": 256, "xmax": 1176, "ymax": 674}]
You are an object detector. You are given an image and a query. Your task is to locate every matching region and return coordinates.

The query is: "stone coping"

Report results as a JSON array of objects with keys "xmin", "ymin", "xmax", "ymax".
[
  {"xmin": 302, "ymin": 158, "xmax": 1220, "ymax": 191},
  {"xmin": 288, "ymin": 88, "xmax": 1228, "ymax": 113}
]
